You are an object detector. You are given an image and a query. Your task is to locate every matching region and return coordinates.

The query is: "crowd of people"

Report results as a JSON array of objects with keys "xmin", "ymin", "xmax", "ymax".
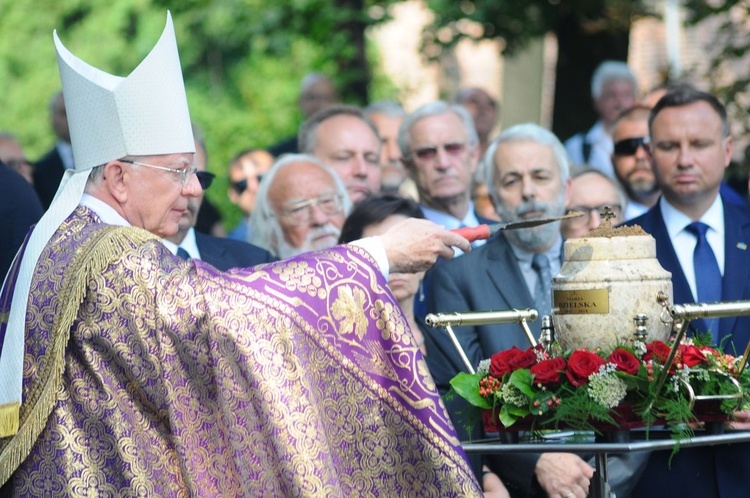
[{"xmin": 2, "ymin": 12, "xmax": 750, "ymax": 498}]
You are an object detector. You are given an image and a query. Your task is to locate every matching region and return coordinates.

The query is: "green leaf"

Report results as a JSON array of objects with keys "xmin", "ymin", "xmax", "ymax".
[
  {"xmin": 450, "ymin": 372, "xmax": 492, "ymax": 409},
  {"xmin": 499, "ymin": 404, "xmax": 527, "ymax": 427},
  {"xmin": 509, "ymin": 368, "xmax": 535, "ymax": 397}
]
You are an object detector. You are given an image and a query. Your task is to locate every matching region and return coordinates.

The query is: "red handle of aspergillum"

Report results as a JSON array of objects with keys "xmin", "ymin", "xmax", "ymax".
[{"xmin": 451, "ymin": 225, "xmax": 491, "ymax": 243}]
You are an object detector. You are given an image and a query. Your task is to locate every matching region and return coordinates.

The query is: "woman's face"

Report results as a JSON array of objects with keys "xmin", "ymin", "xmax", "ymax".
[{"xmin": 362, "ymin": 214, "xmax": 425, "ymax": 303}]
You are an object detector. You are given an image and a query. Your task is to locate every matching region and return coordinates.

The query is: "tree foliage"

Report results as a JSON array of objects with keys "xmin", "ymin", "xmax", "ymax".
[
  {"xmin": 421, "ymin": 0, "xmax": 654, "ymax": 58},
  {"xmin": 0, "ymin": 0, "xmax": 398, "ymax": 228}
]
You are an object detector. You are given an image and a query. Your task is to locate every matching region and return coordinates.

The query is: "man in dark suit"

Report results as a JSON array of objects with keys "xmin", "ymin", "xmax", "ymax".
[
  {"xmin": 398, "ymin": 101, "xmax": 498, "ymax": 323},
  {"xmin": 398, "ymin": 100, "xmax": 496, "ymax": 241},
  {"xmin": 163, "ymin": 136, "xmax": 275, "ymax": 269},
  {"xmin": 33, "ymin": 92, "xmax": 74, "ymax": 209},
  {"xmin": 428, "ymin": 123, "xmax": 649, "ymax": 498},
  {"xmin": 625, "ymin": 86, "xmax": 750, "ymax": 498},
  {"xmin": 0, "ymin": 161, "xmax": 43, "ymax": 279}
]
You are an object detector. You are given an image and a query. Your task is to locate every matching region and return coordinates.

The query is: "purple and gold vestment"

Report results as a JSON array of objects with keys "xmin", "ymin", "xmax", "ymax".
[{"xmin": 0, "ymin": 206, "xmax": 481, "ymax": 496}]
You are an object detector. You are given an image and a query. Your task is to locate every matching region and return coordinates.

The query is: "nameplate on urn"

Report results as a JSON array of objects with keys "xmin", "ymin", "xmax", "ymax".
[{"xmin": 553, "ymin": 289, "xmax": 609, "ymax": 315}]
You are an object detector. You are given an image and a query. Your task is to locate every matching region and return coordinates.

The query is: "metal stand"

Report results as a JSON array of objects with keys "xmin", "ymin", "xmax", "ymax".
[{"xmin": 462, "ymin": 430, "xmax": 750, "ymax": 498}]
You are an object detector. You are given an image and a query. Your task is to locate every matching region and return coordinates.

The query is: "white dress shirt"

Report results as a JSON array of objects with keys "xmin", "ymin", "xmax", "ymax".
[{"xmin": 660, "ymin": 196, "xmax": 725, "ymax": 302}]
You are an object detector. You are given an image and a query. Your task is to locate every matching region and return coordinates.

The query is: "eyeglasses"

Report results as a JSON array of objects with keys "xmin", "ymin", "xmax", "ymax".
[
  {"xmin": 196, "ymin": 171, "xmax": 215, "ymax": 190},
  {"xmin": 613, "ymin": 136, "xmax": 650, "ymax": 157},
  {"xmin": 411, "ymin": 142, "xmax": 466, "ymax": 160},
  {"xmin": 121, "ymin": 160, "xmax": 198, "ymax": 187},
  {"xmin": 231, "ymin": 175, "xmax": 264, "ymax": 194},
  {"xmin": 566, "ymin": 204, "xmax": 622, "ymax": 225},
  {"xmin": 279, "ymin": 193, "xmax": 343, "ymax": 226},
  {"xmin": 4, "ymin": 158, "xmax": 31, "ymax": 171}
]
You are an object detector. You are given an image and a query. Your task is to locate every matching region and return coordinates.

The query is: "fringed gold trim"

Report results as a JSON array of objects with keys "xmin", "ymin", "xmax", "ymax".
[
  {"xmin": 0, "ymin": 225, "xmax": 157, "ymax": 486},
  {"xmin": 0, "ymin": 403, "xmax": 20, "ymax": 438}
]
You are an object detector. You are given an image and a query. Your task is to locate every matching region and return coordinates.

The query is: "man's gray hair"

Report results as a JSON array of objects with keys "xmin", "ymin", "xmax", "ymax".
[
  {"xmin": 591, "ymin": 61, "xmax": 638, "ymax": 101},
  {"xmin": 481, "ymin": 123, "xmax": 569, "ymax": 205},
  {"xmin": 298, "ymin": 104, "xmax": 380, "ymax": 154},
  {"xmin": 250, "ymin": 153, "xmax": 352, "ymax": 253},
  {"xmin": 364, "ymin": 100, "xmax": 406, "ymax": 120},
  {"xmin": 397, "ymin": 101, "xmax": 478, "ymax": 161}
]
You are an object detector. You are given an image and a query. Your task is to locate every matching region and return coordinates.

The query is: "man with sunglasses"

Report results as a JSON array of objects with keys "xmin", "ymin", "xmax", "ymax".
[
  {"xmin": 610, "ymin": 105, "xmax": 660, "ymax": 220},
  {"xmin": 398, "ymin": 101, "xmax": 494, "ymax": 249},
  {"xmin": 226, "ymin": 148, "xmax": 273, "ymax": 242},
  {"xmin": 162, "ymin": 135, "xmax": 275, "ymax": 269}
]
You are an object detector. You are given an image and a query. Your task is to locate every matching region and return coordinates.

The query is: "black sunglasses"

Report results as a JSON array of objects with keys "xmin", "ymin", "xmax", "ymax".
[
  {"xmin": 196, "ymin": 171, "xmax": 215, "ymax": 190},
  {"xmin": 231, "ymin": 175, "xmax": 264, "ymax": 194},
  {"xmin": 613, "ymin": 136, "xmax": 650, "ymax": 157}
]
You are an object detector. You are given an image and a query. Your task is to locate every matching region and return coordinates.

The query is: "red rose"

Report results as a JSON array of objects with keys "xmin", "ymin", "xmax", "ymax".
[
  {"xmin": 643, "ymin": 341, "xmax": 671, "ymax": 364},
  {"xmin": 530, "ymin": 357, "xmax": 566, "ymax": 386},
  {"xmin": 489, "ymin": 346, "xmax": 523, "ymax": 378},
  {"xmin": 608, "ymin": 348, "xmax": 640, "ymax": 375},
  {"xmin": 508, "ymin": 347, "xmax": 538, "ymax": 370},
  {"xmin": 680, "ymin": 345, "xmax": 708, "ymax": 368},
  {"xmin": 566, "ymin": 350, "xmax": 606, "ymax": 387}
]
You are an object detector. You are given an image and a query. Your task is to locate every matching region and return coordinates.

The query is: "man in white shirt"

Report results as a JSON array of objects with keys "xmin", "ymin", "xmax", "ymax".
[
  {"xmin": 564, "ymin": 61, "xmax": 638, "ymax": 178},
  {"xmin": 625, "ymin": 81, "xmax": 750, "ymax": 498}
]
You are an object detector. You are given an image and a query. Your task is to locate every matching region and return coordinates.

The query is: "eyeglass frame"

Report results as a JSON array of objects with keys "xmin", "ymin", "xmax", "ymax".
[
  {"xmin": 409, "ymin": 142, "xmax": 468, "ymax": 161},
  {"xmin": 566, "ymin": 204, "xmax": 623, "ymax": 225},
  {"xmin": 120, "ymin": 159, "xmax": 198, "ymax": 187},
  {"xmin": 277, "ymin": 192, "xmax": 344, "ymax": 226}
]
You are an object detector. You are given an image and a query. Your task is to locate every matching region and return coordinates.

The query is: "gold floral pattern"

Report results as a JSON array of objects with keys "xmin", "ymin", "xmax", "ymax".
[
  {"xmin": 2, "ymin": 208, "xmax": 482, "ymax": 497},
  {"xmin": 331, "ymin": 285, "xmax": 369, "ymax": 341}
]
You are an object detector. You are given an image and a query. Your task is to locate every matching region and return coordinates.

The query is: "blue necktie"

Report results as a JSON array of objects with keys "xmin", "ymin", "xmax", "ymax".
[
  {"xmin": 532, "ymin": 253, "xmax": 552, "ymax": 317},
  {"xmin": 176, "ymin": 246, "xmax": 191, "ymax": 260},
  {"xmin": 686, "ymin": 222, "xmax": 722, "ymax": 337}
]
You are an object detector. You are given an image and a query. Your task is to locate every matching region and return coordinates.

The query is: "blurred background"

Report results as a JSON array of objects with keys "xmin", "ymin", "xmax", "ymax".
[{"xmin": 1, "ymin": 0, "xmax": 748, "ymax": 229}]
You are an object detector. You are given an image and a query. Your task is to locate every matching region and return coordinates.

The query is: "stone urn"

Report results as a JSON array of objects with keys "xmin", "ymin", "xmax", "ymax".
[{"xmin": 552, "ymin": 225, "xmax": 673, "ymax": 351}]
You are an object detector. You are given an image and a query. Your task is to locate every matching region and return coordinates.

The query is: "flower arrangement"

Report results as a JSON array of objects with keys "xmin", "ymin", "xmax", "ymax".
[{"xmin": 451, "ymin": 335, "xmax": 750, "ymax": 439}]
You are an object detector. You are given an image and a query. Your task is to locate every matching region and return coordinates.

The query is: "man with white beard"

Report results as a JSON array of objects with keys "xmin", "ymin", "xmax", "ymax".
[
  {"xmin": 251, "ymin": 154, "xmax": 351, "ymax": 258},
  {"xmin": 426, "ymin": 123, "xmax": 647, "ymax": 498}
]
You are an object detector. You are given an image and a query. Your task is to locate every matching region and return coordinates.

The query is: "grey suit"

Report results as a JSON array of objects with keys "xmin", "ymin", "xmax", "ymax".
[{"xmin": 427, "ymin": 232, "xmax": 647, "ymax": 497}]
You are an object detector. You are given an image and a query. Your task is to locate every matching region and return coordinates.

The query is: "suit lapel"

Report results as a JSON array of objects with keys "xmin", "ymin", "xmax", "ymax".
[
  {"xmin": 195, "ymin": 233, "xmax": 225, "ymax": 268},
  {"xmin": 484, "ymin": 234, "xmax": 535, "ymax": 310},
  {"xmin": 720, "ymin": 202, "xmax": 750, "ymax": 336}
]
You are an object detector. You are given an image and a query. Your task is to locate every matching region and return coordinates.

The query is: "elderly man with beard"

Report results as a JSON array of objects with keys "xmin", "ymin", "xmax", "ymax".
[
  {"xmin": 250, "ymin": 153, "xmax": 350, "ymax": 258},
  {"xmin": 427, "ymin": 123, "xmax": 647, "ymax": 498}
]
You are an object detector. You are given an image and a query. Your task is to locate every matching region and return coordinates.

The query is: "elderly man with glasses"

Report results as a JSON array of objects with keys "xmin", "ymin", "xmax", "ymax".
[
  {"xmin": 561, "ymin": 167, "xmax": 627, "ymax": 239},
  {"xmin": 250, "ymin": 153, "xmax": 351, "ymax": 258},
  {"xmin": 398, "ymin": 101, "xmax": 496, "ymax": 251}
]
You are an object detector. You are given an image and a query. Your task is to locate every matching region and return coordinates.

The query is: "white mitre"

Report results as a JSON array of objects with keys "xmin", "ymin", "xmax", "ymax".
[{"xmin": 0, "ymin": 12, "xmax": 194, "ymax": 437}]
